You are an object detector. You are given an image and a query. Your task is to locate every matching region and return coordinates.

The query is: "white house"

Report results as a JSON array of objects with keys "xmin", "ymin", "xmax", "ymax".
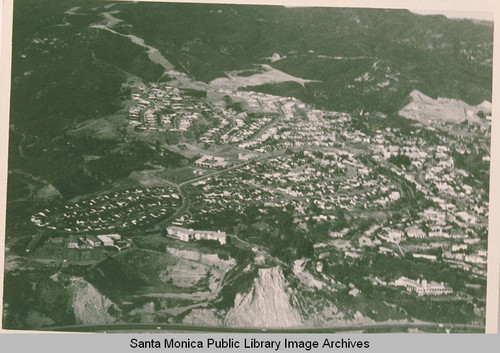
[
  {"xmin": 406, "ymin": 227, "xmax": 426, "ymax": 239},
  {"xmin": 97, "ymin": 234, "xmax": 121, "ymax": 247}
]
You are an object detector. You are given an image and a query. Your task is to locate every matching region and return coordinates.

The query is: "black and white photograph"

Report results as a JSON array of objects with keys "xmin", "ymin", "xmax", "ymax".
[{"xmin": 0, "ymin": 0, "xmax": 496, "ymax": 333}]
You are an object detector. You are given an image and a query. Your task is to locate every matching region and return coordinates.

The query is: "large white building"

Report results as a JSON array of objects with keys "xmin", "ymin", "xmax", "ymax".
[
  {"xmin": 194, "ymin": 155, "xmax": 229, "ymax": 169},
  {"xmin": 394, "ymin": 276, "xmax": 453, "ymax": 296},
  {"xmin": 166, "ymin": 226, "xmax": 190, "ymax": 242},
  {"xmin": 97, "ymin": 233, "xmax": 121, "ymax": 247},
  {"xmin": 166, "ymin": 226, "xmax": 226, "ymax": 245}
]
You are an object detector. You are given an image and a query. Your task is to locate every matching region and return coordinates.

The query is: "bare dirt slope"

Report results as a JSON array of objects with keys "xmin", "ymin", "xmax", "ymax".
[
  {"xmin": 70, "ymin": 277, "xmax": 117, "ymax": 325},
  {"xmin": 399, "ymin": 90, "xmax": 491, "ymax": 125},
  {"xmin": 225, "ymin": 266, "xmax": 303, "ymax": 328}
]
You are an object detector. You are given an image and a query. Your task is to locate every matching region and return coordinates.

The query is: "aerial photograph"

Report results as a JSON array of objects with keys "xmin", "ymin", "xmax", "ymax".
[{"xmin": 1, "ymin": 0, "xmax": 493, "ymax": 333}]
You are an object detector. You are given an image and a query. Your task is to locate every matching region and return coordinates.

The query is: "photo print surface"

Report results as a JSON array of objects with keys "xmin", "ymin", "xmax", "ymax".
[{"xmin": 1, "ymin": 0, "xmax": 493, "ymax": 333}]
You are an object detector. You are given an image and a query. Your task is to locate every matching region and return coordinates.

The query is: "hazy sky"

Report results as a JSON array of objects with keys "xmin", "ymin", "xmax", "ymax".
[{"xmin": 409, "ymin": 9, "xmax": 494, "ymax": 22}]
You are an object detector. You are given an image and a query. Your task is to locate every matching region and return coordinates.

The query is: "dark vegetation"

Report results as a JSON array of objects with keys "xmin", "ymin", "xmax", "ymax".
[
  {"xmin": 215, "ymin": 266, "xmax": 258, "ymax": 310},
  {"xmin": 187, "ymin": 196, "xmax": 315, "ymax": 263},
  {"xmin": 323, "ymin": 252, "xmax": 485, "ymax": 323},
  {"xmin": 85, "ymin": 255, "xmax": 146, "ymax": 300},
  {"xmin": 451, "ymin": 148, "xmax": 490, "ymax": 193},
  {"xmin": 237, "ymin": 206, "xmax": 315, "ymax": 262},
  {"xmin": 2, "ymin": 268, "xmax": 76, "ymax": 329},
  {"xmin": 388, "ymin": 154, "xmax": 412, "ymax": 168}
]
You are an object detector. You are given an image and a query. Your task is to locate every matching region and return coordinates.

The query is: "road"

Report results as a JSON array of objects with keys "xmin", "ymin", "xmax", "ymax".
[
  {"xmin": 38, "ymin": 321, "xmax": 484, "ymax": 333},
  {"xmin": 149, "ymin": 151, "xmax": 285, "ymax": 232},
  {"xmin": 178, "ymin": 151, "xmax": 285, "ymax": 188}
]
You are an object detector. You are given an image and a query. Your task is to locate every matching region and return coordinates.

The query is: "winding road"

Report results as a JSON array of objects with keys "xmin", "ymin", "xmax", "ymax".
[{"xmin": 149, "ymin": 151, "xmax": 285, "ymax": 232}]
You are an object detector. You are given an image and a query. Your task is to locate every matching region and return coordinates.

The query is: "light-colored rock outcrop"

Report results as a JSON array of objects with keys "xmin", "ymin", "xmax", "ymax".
[{"xmin": 225, "ymin": 266, "xmax": 302, "ymax": 328}]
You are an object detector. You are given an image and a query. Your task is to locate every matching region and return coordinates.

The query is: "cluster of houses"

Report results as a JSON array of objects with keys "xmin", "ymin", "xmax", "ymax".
[
  {"xmin": 198, "ymin": 90, "xmax": 283, "ymax": 146},
  {"xmin": 66, "ymin": 233, "xmax": 131, "ymax": 251},
  {"xmin": 372, "ymin": 135, "xmax": 485, "ymax": 230},
  {"xmin": 182, "ymin": 150, "xmax": 409, "ymax": 239},
  {"xmin": 217, "ymin": 112, "xmax": 275, "ymax": 145},
  {"xmin": 127, "ymin": 82, "xmax": 208, "ymax": 132},
  {"xmin": 367, "ymin": 123, "xmax": 485, "ymax": 209},
  {"xmin": 166, "ymin": 226, "xmax": 227, "ymax": 245},
  {"xmin": 31, "ymin": 187, "xmax": 180, "ymax": 233},
  {"xmin": 179, "ymin": 89, "xmax": 487, "ymax": 283},
  {"xmin": 199, "ymin": 90, "xmax": 355, "ymax": 153},
  {"xmin": 238, "ymin": 116, "xmax": 340, "ymax": 152},
  {"xmin": 443, "ymin": 248, "xmax": 487, "ymax": 265},
  {"xmin": 199, "ymin": 109, "xmax": 235, "ymax": 145}
]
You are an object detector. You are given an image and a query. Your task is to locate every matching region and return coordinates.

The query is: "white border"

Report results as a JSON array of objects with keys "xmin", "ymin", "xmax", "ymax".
[{"xmin": 0, "ymin": 0, "xmax": 13, "ymax": 335}]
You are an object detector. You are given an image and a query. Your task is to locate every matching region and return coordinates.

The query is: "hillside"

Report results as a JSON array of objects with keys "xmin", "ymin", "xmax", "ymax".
[{"xmin": 6, "ymin": 1, "xmax": 492, "ymax": 234}]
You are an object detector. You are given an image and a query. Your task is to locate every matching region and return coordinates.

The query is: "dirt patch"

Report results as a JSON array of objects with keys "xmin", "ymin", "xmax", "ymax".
[
  {"xmin": 70, "ymin": 276, "xmax": 118, "ymax": 325},
  {"xmin": 159, "ymin": 260, "xmax": 208, "ymax": 287},
  {"xmin": 182, "ymin": 308, "xmax": 222, "ymax": 326},
  {"xmin": 70, "ymin": 115, "xmax": 124, "ymax": 140},
  {"xmin": 399, "ymin": 90, "xmax": 490, "ymax": 125},
  {"xmin": 293, "ymin": 259, "xmax": 326, "ymax": 290},
  {"xmin": 25, "ymin": 311, "xmax": 56, "ymax": 328},
  {"xmin": 209, "ymin": 64, "xmax": 318, "ymax": 92},
  {"xmin": 34, "ymin": 184, "xmax": 62, "ymax": 201}
]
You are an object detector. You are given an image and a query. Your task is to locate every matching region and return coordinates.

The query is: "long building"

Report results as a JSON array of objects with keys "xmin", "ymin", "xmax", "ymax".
[
  {"xmin": 194, "ymin": 155, "xmax": 229, "ymax": 169},
  {"xmin": 394, "ymin": 276, "xmax": 453, "ymax": 296},
  {"xmin": 166, "ymin": 226, "xmax": 226, "ymax": 245}
]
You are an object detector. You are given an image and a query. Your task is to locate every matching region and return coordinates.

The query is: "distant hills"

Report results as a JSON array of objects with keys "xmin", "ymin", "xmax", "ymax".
[
  {"xmin": 10, "ymin": 1, "xmax": 493, "ymax": 131},
  {"xmin": 6, "ymin": 0, "xmax": 493, "ymax": 234}
]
